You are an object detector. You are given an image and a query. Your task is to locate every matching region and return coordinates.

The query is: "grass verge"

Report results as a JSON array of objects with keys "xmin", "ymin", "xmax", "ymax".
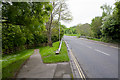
[
  {"xmin": 64, "ymin": 34, "xmax": 78, "ymax": 36},
  {"xmin": 2, "ymin": 49, "xmax": 34, "ymax": 79},
  {"xmin": 87, "ymin": 38, "xmax": 101, "ymax": 41},
  {"xmin": 39, "ymin": 41, "xmax": 69, "ymax": 63}
]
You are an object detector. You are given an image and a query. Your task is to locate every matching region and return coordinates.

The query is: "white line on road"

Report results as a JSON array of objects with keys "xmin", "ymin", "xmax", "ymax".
[
  {"xmin": 94, "ymin": 49, "xmax": 110, "ymax": 56},
  {"xmin": 80, "ymin": 38, "xmax": 119, "ymax": 49},
  {"xmin": 79, "ymin": 43, "xmax": 92, "ymax": 49},
  {"xmin": 86, "ymin": 46, "xmax": 92, "ymax": 49}
]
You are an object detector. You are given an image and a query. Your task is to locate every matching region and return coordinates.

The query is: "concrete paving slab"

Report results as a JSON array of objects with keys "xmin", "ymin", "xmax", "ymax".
[
  {"xmin": 17, "ymin": 49, "xmax": 57, "ymax": 78},
  {"xmin": 16, "ymin": 49, "xmax": 72, "ymax": 79},
  {"xmin": 63, "ymin": 74, "xmax": 71, "ymax": 78},
  {"xmin": 53, "ymin": 62, "xmax": 72, "ymax": 78}
]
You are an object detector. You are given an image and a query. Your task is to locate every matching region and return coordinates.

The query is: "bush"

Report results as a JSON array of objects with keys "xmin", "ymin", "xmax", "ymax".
[
  {"xmin": 2, "ymin": 24, "xmax": 26, "ymax": 54},
  {"xmin": 101, "ymin": 15, "xmax": 120, "ymax": 42}
]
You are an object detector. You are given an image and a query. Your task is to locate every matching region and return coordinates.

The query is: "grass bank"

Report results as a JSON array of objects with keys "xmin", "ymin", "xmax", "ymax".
[
  {"xmin": 39, "ymin": 41, "xmax": 69, "ymax": 63},
  {"xmin": 2, "ymin": 49, "xmax": 34, "ymax": 79},
  {"xmin": 87, "ymin": 38, "xmax": 101, "ymax": 41},
  {"xmin": 64, "ymin": 34, "xmax": 78, "ymax": 36}
]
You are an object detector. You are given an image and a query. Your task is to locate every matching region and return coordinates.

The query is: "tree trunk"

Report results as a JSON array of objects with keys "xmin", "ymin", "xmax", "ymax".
[
  {"xmin": 47, "ymin": 28, "xmax": 52, "ymax": 47},
  {"xmin": 46, "ymin": 11, "xmax": 53, "ymax": 47}
]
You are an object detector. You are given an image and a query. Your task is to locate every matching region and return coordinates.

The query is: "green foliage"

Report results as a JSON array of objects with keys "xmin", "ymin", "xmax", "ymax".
[
  {"xmin": 2, "ymin": 2, "xmax": 54, "ymax": 54},
  {"xmin": 99, "ymin": 1, "xmax": 120, "ymax": 42},
  {"xmin": 87, "ymin": 37, "xmax": 101, "ymax": 41},
  {"xmin": 101, "ymin": 12, "xmax": 120, "ymax": 42},
  {"xmin": 2, "ymin": 24, "xmax": 26, "ymax": 54},
  {"xmin": 76, "ymin": 23, "xmax": 92, "ymax": 37},
  {"xmin": 90, "ymin": 2, "xmax": 120, "ymax": 43},
  {"xmin": 51, "ymin": 21, "xmax": 64, "ymax": 42},
  {"xmin": 1, "ymin": 1, "xmax": 68, "ymax": 79},
  {"xmin": 39, "ymin": 41, "xmax": 69, "ymax": 63},
  {"xmin": 33, "ymin": 31, "xmax": 48, "ymax": 47},
  {"xmin": 100, "ymin": 4, "xmax": 113, "ymax": 17},
  {"xmin": 2, "ymin": 49, "xmax": 34, "ymax": 79},
  {"xmin": 91, "ymin": 17, "xmax": 102, "ymax": 38},
  {"xmin": 64, "ymin": 34, "xmax": 78, "ymax": 36},
  {"xmin": 2, "ymin": 2, "xmax": 52, "ymax": 30},
  {"xmin": 64, "ymin": 26, "xmax": 77, "ymax": 34},
  {"xmin": 114, "ymin": 1, "xmax": 120, "ymax": 23}
]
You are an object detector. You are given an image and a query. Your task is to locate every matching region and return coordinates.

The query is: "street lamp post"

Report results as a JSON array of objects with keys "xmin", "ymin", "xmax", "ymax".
[{"xmin": 59, "ymin": 22, "xmax": 60, "ymax": 42}]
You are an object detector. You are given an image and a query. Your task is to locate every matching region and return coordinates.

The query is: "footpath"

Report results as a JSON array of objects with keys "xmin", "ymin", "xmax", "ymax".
[{"xmin": 16, "ymin": 49, "xmax": 72, "ymax": 79}]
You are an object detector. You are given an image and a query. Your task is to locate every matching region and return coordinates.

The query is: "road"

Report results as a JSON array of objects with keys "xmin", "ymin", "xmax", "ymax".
[{"xmin": 64, "ymin": 36, "xmax": 118, "ymax": 78}]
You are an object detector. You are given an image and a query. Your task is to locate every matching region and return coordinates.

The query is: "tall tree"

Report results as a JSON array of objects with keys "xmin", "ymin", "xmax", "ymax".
[
  {"xmin": 64, "ymin": 26, "xmax": 77, "ymax": 34},
  {"xmin": 90, "ymin": 17, "xmax": 102, "ymax": 38},
  {"xmin": 2, "ymin": 2, "xmax": 52, "ymax": 32},
  {"xmin": 100, "ymin": 4, "xmax": 113, "ymax": 17},
  {"xmin": 76, "ymin": 23, "xmax": 92, "ymax": 37},
  {"xmin": 51, "ymin": 20, "xmax": 64, "ymax": 42},
  {"xmin": 2, "ymin": 2, "xmax": 52, "ymax": 54},
  {"xmin": 100, "ymin": 1, "xmax": 120, "ymax": 42},
  {"xmin": 46, "ymin": 0, "xmax": 72, "ymax": 47}
]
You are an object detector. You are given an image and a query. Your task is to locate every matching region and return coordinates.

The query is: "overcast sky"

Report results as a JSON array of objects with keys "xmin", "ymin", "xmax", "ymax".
[{"xmin": 60, "ymin": 0, "xmax": 116, "ymax": 28}]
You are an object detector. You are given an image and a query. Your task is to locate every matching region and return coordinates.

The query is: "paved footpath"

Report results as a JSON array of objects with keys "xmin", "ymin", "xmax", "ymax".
[{"xmin": 16, "ymin": 49, "xmax": 72, "ymax": 79}]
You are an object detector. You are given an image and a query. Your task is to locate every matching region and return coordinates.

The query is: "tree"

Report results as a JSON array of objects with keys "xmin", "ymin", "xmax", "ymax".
[
  {"xmin": 90, "ymin": 17, "xmax": 102, "ymax": 38},
  {"xmin": 76, "ymin": 23, "xmax": 92, "ymax": 37},
  {"xmin": 46, "ymin": 0, "xmax": 72, "ymax": 47},
  {"xmin": 2, "ymin": 2, "xmax": 52, "ymax": 54},
  {"xmin": 100, "ymin": 1, "xmax": 120, "ymax": 42},
  {"xmin": 90, "ymin": 4, "xmax": 113, "ymax": 39},
  {"xmin": 2, "ymin": 2, "xmax": 52, "ymax": 32},
  {"xmin": 64, "ymin": 26, "xmax": 77, "ymax": 34},
  {"xmin": 51, "ymin": 20, "xmax": 64, "ymax": 42},
  {"xmin": 2, "ymin": 24, "xmax": 26, "ymax": 53},
  {"xmin": 100, "ymin": 4, "xmax": 113, "ymax": 17}
]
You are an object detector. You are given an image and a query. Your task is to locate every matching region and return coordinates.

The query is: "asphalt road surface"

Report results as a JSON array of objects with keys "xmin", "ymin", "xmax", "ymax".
[{"xmin": 64, "ymin": 36, "xmax": 118, "ymax": 78}]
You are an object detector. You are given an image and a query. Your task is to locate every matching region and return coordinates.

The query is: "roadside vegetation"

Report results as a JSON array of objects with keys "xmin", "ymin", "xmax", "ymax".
[
  {"xmin": 64, "ymin": 34, "xmax": 78, "ymax": 36},
  {"xmin": 86, "ymin": 37, "xmax": 101, "ymax": 42},
  {"xmin": 64, "ymin": 1, "xmax": 120, "ymax": 43},
  {"xmin": 2, "ymin": 0, "xmax": 119, "ymax": 79},
  {"xmin": 39, "ymin": 41, "xmax": 69, "ymax": 63},
  {"xmin": 2, "ymin": 1, "xmax": 71, "ymax": 79},
  {"xmin": 2, "ymin": 49, "xmax": 34, "ymax": 79},
  {"xmin": 2, "ymin": 1, "xmax": 72, "ymax": 55}
]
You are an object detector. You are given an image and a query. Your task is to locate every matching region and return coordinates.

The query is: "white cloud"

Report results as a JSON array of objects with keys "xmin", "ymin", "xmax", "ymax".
[{"xmin": 61, "ymin": 0, "xmax": 116, "ymax": 28}]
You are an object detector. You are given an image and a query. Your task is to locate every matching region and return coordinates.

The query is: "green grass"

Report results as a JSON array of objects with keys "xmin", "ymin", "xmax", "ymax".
[
  {"xmin": 88, "ymin": 38, "xmax": 101, "ymax": 41},
  {"xmin": 64, "ymin": 34, "xmax": 78, "ymax": 36},
  {"xmin": 2, "ymin": 49, "xmax": 34, "ymax": 79},
  {"xmin": 39, "ymin": 41, "xmax": 69, "ymax": 63}
]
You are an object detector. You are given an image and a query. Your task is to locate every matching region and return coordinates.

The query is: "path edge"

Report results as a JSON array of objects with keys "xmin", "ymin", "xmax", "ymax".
[{"xmin": 13, "ymin": 49, "xmax": 35, "ymax": 78}]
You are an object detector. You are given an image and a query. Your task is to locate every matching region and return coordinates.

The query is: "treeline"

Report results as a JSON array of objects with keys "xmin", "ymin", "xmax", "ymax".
[
  {"xmin": 76, "ymin": 23, "xmax": 93, "ymax": 37},
  {"xmin": 91, "ymin": 1, "xmax": 120, "ymax": 42},
  {"xmin": 2, "ymin": 1, "xmax": 72, "ymax": 54},
  {"xmin": 64, "ymin": 26, "xmax": 77, "ymax": 34},
  {"xmin": 65, "ymin": 1, "xmax": 120, "ymax": 42}
]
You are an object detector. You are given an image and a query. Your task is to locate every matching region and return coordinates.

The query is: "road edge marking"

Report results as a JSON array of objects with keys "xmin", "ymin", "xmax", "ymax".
[
  {"xmin": 65, "ymin": 40, "xmax": 86, "ymax": 80},
  {"xmin": 70, "ymin": 49, "xmax": 86, "ymax": 80}
]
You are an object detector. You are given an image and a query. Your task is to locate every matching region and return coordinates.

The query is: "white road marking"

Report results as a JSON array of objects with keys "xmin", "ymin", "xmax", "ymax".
[
  {"xmin": 95, "ymin": 49, "xmax": 110, "ymax": 56},
  {"xmin": 79, "ymin": 38, "xmax": 119, "ymax": 49},
  {"xmin": 86, "ymin": 46, "xmax": 92, "ymax": 49},
  {"xmin": 79, "ymin": 43, "xmax": 92, "ymax": 49}
]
